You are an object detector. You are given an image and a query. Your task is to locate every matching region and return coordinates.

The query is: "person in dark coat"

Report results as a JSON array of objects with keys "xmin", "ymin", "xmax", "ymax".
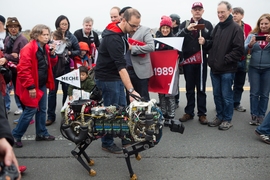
[
  {"xmin": 178, "ymin": 2, "xmax": 213, "ymax": 125},
  {"xmin": 200, "ymin": 1, "xmax": 244, "ymax": 130},
  {"xmin": 46, "ymin": 15, "xmax": 80, "ymax": 126},
  {"xmin": 74, "ymin": 16, "xmax": 100, "ymax": 63}
]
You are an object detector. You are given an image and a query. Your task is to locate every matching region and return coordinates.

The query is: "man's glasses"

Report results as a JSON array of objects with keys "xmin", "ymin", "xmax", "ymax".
[
  {"xmin": 127, "ymin": 21, "xmax": 140, "ymax": 28},
  {"xmin": 60, "ymin": 23, "xmax": 68, "ymax": 27}
]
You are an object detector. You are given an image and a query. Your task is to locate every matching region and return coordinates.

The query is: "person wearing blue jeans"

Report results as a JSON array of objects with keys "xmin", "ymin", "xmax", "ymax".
[
  {"xmin": 248, "ymin": 67, "xmax": 270, "ymax": 125},
  {"xmin": 255, "ymin": 111, "xmax": 270, "ymax": 144},
  {"xmin": 12, "ymin": 86, "xmax": 54, "ymax": 147},
  {"xmin": 200, "ymin": 2, "xmax": 244, "ymax": 130},
  {"xmin": 12, "ymin": 24, "xmax": 57, "ymax": 147},
  {"xmin": 210, "ymin": 72, "xmax": 235, "ymax": 124},
  {"xmin": 244, "ymin": 13, "xmax": 270, "ymax": 125},
  {"xmin": 4, "ymin": 83, "xmax": 23, "ymax": 114},
  {"xmin": 95, "ymin": 79, "xmax": 127, "ymax": 149},
  {"xmin": 95, "ymin": 8, "xmax": 141, "ymax": 154}
]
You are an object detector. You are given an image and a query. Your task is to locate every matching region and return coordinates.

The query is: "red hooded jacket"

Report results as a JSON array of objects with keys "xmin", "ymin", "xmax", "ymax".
[
  {"xmin": 73, "ymin": 41, "xmax": 90, "ymax": 69},
  {"xmin": 16, "ymin": 40, "xmax": 57, "ymax": 108}
]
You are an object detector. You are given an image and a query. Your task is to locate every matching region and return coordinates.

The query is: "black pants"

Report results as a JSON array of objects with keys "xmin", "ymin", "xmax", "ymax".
[{"xmin": 183, "ymin": 62, "xmax": 207, "ymax": 117}]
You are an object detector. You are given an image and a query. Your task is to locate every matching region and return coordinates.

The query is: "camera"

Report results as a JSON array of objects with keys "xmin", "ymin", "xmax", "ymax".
[
  {"xmin": 0, "ymin": 162, "xmax": 19, "ymax": 180},
  {"xmin": 255, "ymin": 35, "xmax": 266, "ymax": 41},
  {"xmin": 169, "ymin": 119, "xmax": 185, "ymax": 134},
  {"xmin": 0, "ymin": 66, "xmax": 7, "ymax": 73}
]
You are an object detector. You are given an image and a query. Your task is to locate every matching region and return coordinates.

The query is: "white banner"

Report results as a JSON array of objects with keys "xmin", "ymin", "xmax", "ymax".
[
  {"xmin": 56, "ymin": 69, "xmax": 81, "ymax": 88},
  {"xmin": 154, "ymin": 37, "xmax": 184, "ymax": 51}
]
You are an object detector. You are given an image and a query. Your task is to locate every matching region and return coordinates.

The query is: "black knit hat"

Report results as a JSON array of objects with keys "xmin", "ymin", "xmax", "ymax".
[
  {"xmin": 0, "ymin": 15, "xmax": 5, "ymax": 24},
  {"xmin": 119, "ymin": 6, "xmax": 132, "ymax": 15}
]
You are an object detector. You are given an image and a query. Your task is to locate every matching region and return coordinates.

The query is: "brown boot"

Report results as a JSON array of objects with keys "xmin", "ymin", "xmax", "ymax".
[
  {"xmin": 199, "ymin": 115, "xmax": 208, "ymax": 125},
  {"xmin": 179, "ymin": 114, "xmax": 193, "ymax": 122},
  {"xmin": 46, "ymin": 120, "xmax": 55, "ymax": 126}
]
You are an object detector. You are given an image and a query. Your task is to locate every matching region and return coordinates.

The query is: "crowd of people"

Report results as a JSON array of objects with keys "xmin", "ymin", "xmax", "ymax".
[{"xmin": 0, "ymin": 1, "xmax": 270, "ymax": 178}]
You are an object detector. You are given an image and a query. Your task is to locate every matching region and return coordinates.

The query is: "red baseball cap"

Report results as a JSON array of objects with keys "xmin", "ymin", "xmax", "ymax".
[{"xmin": 192, "ymin": 2, "xmax": 203, "ymax": 9}]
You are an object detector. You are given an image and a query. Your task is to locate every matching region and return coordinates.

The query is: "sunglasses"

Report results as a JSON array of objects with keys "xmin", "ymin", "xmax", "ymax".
[{"xmin": 8, "ymin": 26, "xmax": 19, "ymax": 29}]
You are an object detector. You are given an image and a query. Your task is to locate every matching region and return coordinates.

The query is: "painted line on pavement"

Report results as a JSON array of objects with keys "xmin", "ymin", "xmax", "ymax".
[{"xmin": 10, "ymin": 86, "xmax": 250, "ymax": 95}]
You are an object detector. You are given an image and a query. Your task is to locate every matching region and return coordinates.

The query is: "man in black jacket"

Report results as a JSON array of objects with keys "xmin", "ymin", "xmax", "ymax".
[
  {"xmin": 95, "ymin": 8, "xmax": 140, "ymax": 154},
  {"xmin": 74, "ymin": 16, "xmax": 100, "ymax": 63},
  {"xmin": 200, "ymin": 1, "xmax": 244, "ymax": 130},
  {"xmin": 178, "ymin": 2, "xmax": 213, "ymax": 125}
]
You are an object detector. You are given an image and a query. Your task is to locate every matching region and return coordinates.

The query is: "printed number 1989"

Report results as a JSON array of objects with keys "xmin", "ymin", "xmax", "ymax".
[{"xmin": 153, "ymin": 67, "xmax": 174, "ymax": 76}]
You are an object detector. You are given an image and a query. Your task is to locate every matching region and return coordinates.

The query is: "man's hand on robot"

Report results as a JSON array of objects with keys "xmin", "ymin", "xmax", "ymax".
[{"xmin": 129, "ymin": 93, "xmax": 145, "ymax": 102}]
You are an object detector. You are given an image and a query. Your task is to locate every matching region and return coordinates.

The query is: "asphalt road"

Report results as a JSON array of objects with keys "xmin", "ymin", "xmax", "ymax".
[{"xmin": 6, "ymin": 71, "xmax": 270, "ymax": 180}]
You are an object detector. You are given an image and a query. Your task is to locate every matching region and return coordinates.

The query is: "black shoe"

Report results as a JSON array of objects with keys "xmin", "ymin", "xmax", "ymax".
[
  {"xmin": 102, "ymin": 144, "xmax": 122, "ymax": 154},
  {"xmin": 35, "ymin": 135, "xmax": 55, "ymax": 141}
]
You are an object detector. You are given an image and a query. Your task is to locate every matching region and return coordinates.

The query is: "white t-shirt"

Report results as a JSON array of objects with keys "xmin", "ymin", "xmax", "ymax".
[{"xmin": 0, "ymin": 31, "xmax": 6, "ymax": 50}]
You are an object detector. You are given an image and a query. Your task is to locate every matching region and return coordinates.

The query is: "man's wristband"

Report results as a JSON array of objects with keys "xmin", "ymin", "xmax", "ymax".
[{"xmin": 128, "ymin": 88, "xmax": 134, "ymax": 94}]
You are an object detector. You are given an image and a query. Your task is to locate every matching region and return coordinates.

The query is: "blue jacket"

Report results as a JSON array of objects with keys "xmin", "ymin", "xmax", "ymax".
[{"xmin": 245, "ymin": 34, "xmax": 270, "ymax": 69}]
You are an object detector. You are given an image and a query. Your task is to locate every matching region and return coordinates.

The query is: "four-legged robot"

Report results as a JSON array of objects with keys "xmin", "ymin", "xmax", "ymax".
[{"xmin": 60, "ymin": 97, "xmax": 184, "ymax": 180}]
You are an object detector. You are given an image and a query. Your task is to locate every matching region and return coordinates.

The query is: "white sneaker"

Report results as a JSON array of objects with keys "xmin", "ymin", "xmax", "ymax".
[{"xmin": 14, "ymin": 109, "xmax": 23, "ymax": 115}]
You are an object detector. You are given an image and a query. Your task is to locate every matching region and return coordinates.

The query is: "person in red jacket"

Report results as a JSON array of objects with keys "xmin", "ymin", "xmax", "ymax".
[
  {"xmin": 73, "ymin": 41, "xmax": 90, "ymax": 69},
  {"xmin": 12, "ymin": 24, "xmax": 58, "ymax": 148}
]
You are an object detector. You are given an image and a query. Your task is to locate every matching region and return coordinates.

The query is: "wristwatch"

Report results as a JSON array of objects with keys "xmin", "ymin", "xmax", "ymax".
[{"xmin": 128, "ymin": 88, "xmax": 134, "ymax": 94}]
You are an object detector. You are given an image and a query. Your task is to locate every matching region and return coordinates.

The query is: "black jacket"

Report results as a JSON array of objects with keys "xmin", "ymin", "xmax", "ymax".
[
  {"xmin": 205, "ymin": 15, "xmax": 244, "ymax": 74},
  {"xmin": 0, "ymin": 92, "xmax": 14, "ymax": 146},
  {"xmin": 36, "ymin": 45, "xmax": 48, "ymax": 88},
  {"xmin": 95, "ymin": 22, "xmax": 128, "ymax": 81},
  {"xmin": 74, "ymin": 29, "xmax": 100, "ymax": 49},
  {"xmin": 65, "ymin": 31, "xmax": 80, "ymax": 57},
  {"xmin": 172, "ymin": 25, "xmax": 181, "ymax": 37},
  {"xmin": 179, "ymin": 18, "xmax": 213, "ymax": 60}
]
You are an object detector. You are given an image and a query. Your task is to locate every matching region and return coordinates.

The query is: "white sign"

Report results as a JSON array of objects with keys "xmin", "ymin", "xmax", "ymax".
[
  {"xmin": 56, "ymin": 69, "xmax": 81, "ymax": 88},
  {"xmin": 154, "ymin": 37, "xmax": 184, "ymax": 51}
]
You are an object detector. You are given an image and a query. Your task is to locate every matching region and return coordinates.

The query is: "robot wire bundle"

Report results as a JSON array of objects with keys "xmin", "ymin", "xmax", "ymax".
[{"xmin": 60, "ymin": 94, "xmax": 184, "ymax": 180}]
